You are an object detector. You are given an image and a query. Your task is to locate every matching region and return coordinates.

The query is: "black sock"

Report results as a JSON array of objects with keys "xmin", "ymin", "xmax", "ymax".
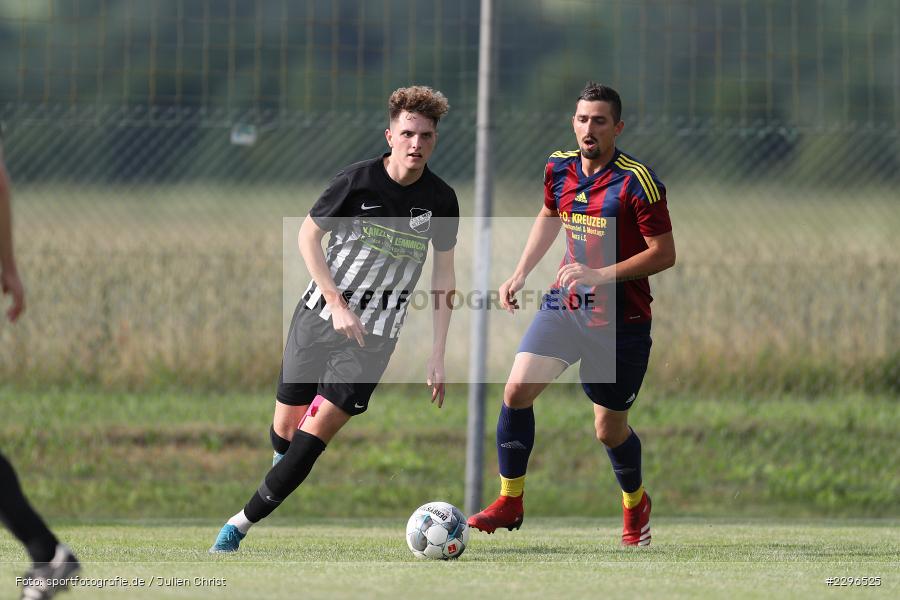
[
  {"xmin": 0, "ymin": 452, "xmax": 59, "ymax": 563},
  {"xmin": 244, "ymin": 430, "xmax": 326, "ymax": 522},
  {"xmin": 496, "ymin": 403, "xmax": 535, "ymax": 478},
  {"xmin": 269, "ymin": 425, "xmax": 291, "ymax": 455},
  {"xmin": 606, "ymin": 428, "xmax": 642, "ymax": 493}
]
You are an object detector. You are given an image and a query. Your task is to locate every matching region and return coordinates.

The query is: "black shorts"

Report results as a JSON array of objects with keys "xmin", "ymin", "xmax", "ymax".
[
  {"xmin": 518, "ymin": 297, "xmax": 652, "ymax": 412},
  {"xmin": 277, "ymin": 303, "xmax": 397, "ymax": 416}
]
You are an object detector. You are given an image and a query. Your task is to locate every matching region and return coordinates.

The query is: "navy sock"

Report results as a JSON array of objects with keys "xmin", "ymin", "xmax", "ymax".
[
  {"xmin": 269, "ymin": 425, "xmax": 290, "ymax": 455},
  {"xmin": 496, "ymin": 403, "xmax": 535, "ymax": 479},
  {"xmin": 244, "ymin": 430, "xmax": 326, "ymax": 522},
  {"xmin": 606, "ymin": 428, "xmax": 642, "ymax": 493},
  {"xmin": 0, "ymin": 452, "xmax": 58, "ymax": 563}
]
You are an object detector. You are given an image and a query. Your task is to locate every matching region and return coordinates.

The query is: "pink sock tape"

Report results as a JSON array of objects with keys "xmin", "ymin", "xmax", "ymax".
[{"xmin": 297, "ymin": 394, "xmax": 326, "ymax": 429}]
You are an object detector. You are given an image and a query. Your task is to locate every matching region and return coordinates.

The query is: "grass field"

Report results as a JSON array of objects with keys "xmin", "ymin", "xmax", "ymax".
[
  {"xmin": 1, "ymin": 520, "xmax": 897, "ymax": 599},
  {"xmin": 2, "ymin": 387, "xmax": 898, "ymax": 519}
]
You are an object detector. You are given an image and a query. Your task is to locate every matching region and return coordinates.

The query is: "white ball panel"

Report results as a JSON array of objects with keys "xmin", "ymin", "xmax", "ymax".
[
  {"xmin": 423, "ymin": 543, "xmax": 445, "ymax": 559},
  {"xmin": 425, "ymin": 524, "xmax": 449, "ymax": 545}
]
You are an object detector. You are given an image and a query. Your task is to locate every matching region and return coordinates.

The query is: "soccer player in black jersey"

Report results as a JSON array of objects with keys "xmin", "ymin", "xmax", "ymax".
[
  {"xmin": 1, "ymin": 148, "xmax": 80, "ymax": 599},
  {"xmin": 210, "ymin": 86, "xmax": 459, "ymax": 553}
]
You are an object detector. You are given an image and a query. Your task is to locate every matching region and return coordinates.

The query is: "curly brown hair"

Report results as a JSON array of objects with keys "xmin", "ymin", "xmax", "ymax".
[{"xmin": 388, "ymin": 86, "xmax": 449, "ymax": 125}]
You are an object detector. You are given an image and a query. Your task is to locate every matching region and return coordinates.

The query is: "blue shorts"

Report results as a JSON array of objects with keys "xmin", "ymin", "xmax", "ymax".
[{"xmin": 517, "ymin": 299, "xmax": 652, "ymax": 412}]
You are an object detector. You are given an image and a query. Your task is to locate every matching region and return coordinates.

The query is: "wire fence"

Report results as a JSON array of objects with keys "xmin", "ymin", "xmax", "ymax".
[
  {"xmin": 0, "ymin": 0, "xmax": 897, "ymax": 394},
  {"xmin": 3, "ymin": 0, "xmax": 899, "ymax": 123}
]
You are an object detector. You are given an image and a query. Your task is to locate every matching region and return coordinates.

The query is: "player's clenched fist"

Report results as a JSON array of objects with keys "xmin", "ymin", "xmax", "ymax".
[{"xmin": 557, "ymin": 262, "xmax": 611, "ymax": 289}]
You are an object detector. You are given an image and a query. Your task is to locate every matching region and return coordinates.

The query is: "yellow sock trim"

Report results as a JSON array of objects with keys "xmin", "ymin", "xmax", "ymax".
[
  {"xmin": 623, "ymin": 485, "xmax": 645, "ymax": 509},
  {"xmin": 500, "ymin": 475, "xmax": 525, "ymax": 498}
]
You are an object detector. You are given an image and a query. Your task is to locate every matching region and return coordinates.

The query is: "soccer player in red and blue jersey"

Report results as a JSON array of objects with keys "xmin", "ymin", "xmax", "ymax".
[{"xmin": 467, "ymin": 82, "xmax": 675, "ymax": 546}]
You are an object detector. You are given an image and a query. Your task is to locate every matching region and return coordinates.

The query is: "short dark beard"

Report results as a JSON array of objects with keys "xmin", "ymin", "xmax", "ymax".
[{"xmin": 580, "ymin": 145, "xmax": 601, "ymax": 160}]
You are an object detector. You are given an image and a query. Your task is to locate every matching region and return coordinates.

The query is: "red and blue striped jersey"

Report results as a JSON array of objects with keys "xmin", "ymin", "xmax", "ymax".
[{"xmin": 543, "ymin": 148, "xmax": 671, "ymax": 327}]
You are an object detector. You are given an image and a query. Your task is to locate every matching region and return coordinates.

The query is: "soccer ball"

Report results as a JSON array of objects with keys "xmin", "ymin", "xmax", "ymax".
[{"xmin": 405, "ymin": 501, "xmax": 469, "ymax": 559}]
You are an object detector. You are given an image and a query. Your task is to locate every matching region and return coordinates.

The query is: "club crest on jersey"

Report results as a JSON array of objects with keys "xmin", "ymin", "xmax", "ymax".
[{"xmin": 409, "ymin": 208, "xmax": 432, "ymax": 233}]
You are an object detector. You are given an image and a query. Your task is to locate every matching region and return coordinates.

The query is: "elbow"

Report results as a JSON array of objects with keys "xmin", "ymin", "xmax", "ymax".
[
  {"xmin": 658, "ymin": 248, "xmax": 676, "ymax": 272},
  {"xmin": 666, "ymin": 249, "xmax": 676, "ymax": 270}
]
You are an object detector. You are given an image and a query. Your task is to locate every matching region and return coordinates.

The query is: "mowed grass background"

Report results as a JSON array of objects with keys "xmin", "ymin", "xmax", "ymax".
[{"xmin": 1, "ymin": 182, "xmax": 898, "ymax": 391}]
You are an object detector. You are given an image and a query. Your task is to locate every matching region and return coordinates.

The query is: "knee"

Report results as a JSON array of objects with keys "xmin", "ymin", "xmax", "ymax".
[
  {"xmin": 503, "ymin": 382, "xmax": 535, "ymax": 409},
  {"xmin": 273, "ymin": 406, "xmax": 308, "ymax": 438},
  {"xmin": 594, "ymin": 418, "xmax": 628, "ymax": 447},
  {"xmin": 273, "ymin": 419, "xmax": 298, "ymax": 441}
]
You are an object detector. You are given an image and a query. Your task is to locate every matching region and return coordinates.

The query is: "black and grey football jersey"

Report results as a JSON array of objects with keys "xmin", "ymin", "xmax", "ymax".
[{"xmin": 301, "ymin": 154, "xmax": 459, "ymax": 338}]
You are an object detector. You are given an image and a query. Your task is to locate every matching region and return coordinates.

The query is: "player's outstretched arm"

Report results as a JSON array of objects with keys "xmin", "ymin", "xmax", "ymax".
[
  {"xmin": 297, "ymin": 215, "xmax": 366, "ymax": 347},
  {"xmin": 427, "ymin": 247, "xmax": 455, "ymax": 407},
  {"xmin": 499, "ymin": 205, "xmax": 561, "ymax": 313},
  {"xmin": 0, "ymin": 152, "xmax": 25, "ymax": 323}
]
